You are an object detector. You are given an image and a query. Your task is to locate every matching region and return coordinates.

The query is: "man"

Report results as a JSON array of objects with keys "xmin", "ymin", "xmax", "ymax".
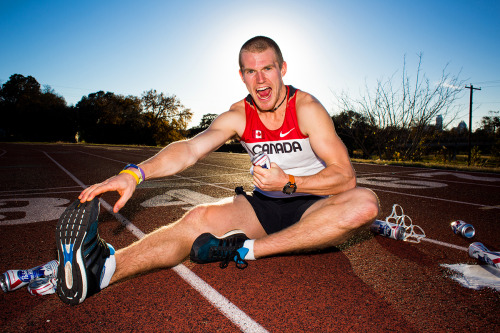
[{"xmin": 56, "ymin": 36, "xmax": 380, "ymax": 305}]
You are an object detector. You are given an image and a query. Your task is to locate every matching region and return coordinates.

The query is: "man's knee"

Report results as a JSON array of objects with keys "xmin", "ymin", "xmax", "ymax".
[
  {"xmin": 353, "ymin": 187, "xmax": 380, "ymax": 227},
  {"xmin": 180, "ymin": 202, "xmax": 237, "ymax": 237},
  {"xmin": 180, "ymin": 204, "xmax": 211, "ymax": 232},
  {"xmin": 331, "ymin": 187, "xmax": 379, "ymax": 230}
]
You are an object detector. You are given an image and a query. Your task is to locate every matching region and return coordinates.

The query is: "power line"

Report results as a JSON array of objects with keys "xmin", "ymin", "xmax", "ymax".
[{"xmin": 475, "ymin": 79, "xmax": 500, "ymax": 84}]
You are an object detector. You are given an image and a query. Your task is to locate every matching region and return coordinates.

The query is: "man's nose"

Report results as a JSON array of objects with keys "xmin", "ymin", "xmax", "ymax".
[{"xmin": 256, "ymin": 71, "xmax": 265, "ymax": 83}]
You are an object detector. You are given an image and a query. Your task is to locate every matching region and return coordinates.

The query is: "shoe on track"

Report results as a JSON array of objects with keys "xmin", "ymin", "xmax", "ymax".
[
  {"xmin": 190, "ymin": 230, "xmax": 249, "ymax": 269},
  {"xmin": 55, "ymin": 198, "xmax": 115, "ymax": 305}
]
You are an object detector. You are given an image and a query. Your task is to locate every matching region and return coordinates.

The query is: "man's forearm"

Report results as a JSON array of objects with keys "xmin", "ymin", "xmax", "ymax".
[
  {"xmin": 293, "ymin": 165, "xmax": 356, "ymax": 196},
  {"xmin": 139, "ymin": 140, "xmax": 199, "ymax": 181}
]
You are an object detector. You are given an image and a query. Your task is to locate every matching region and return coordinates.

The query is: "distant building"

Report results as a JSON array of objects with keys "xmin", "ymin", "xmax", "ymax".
[
  {"xmin": 435, "ymin": 115, "xmax": 443, "ymax": 131},
  {"xmin": 457, "ymin": 120, "xmax": 467, "ymax": 133}
]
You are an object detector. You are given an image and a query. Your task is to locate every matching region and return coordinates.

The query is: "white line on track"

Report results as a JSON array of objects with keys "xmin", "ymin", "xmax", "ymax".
[
  {"xmin": 373, "ymin": 188, "xmax": 490, "ymax": 208},
  {"xmin": 420, "ymin": 238, "xmax": 468, "ymax": 252},
  {"xmin": 42, "ymin": 151, "xmax": 269, "ymax": 333}
]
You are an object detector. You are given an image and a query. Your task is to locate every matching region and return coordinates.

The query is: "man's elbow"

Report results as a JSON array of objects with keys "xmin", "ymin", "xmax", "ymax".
[{"xmin": 345, "ymin": 174, "xmax": 357, "ymax": 191}]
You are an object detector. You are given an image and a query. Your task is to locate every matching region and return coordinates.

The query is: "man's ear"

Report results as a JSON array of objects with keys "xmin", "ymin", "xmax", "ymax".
[
  {"xmin": 281, "ymin": 61, "xmax": 287, "ymax": 77},
  {"xmin": 239, "ymin": 69, "xmax": 245, "ymax": 83}
]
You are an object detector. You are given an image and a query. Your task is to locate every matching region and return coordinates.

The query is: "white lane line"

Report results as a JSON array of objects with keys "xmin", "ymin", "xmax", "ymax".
[
  {"xmin": 372, "ymin": 188, "xmax": 490, "ymax": 208},
  {"xmin": 0, "ymin": 190, "xmax": 82, "ymax": 198},
  {"xmin": 420, "ymin": 238, "xmax": 468, "ymax": 252},
  {"xmin": 42, "ymin": 151, "xmax": 269, "ymax": 333},
  {"xmin": 0, "ymin": 185, "xmax": 83, "ymax": 194}
]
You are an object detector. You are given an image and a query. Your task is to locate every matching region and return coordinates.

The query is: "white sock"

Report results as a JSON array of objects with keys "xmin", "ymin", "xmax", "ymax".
[
  {"xmin": 242, "ymin": 239, "xmax": 256, "ymax": 260},
  {"xmin": 99, "ymin": 244, "xmax": 116, "ymax": 289}
]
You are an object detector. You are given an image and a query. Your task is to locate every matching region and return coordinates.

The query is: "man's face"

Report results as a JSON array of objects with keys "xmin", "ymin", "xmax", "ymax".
[{"xmin": 239, "ymin": 48, "xmax": 287, "ymax": 112}]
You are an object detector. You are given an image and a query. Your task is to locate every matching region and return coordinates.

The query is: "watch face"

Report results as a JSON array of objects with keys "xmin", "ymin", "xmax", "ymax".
[{"xmin": 283, "ymin": 183, "xmax": 296, "ymax": 194}]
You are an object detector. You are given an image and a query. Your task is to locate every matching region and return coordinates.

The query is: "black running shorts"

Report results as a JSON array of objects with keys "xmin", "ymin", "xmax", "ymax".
[{"xmin": 235, "ymin": 187, "xmax": 325, "ymax": 234}]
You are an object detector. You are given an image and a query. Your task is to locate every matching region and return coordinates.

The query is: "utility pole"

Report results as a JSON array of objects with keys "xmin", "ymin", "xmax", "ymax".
[{"xmin": 465, "ymin": 84, "xmax": 481, "ymax": 166}]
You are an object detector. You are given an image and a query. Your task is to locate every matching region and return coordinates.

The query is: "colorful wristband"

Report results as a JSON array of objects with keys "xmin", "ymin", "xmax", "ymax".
[
  {"xmin": 119, "ymin": 169, "xmax": 141, "ymax": 185},
  {"xmin": 124, "ymin": 164, "xmax": 145, "ymax": 183}
]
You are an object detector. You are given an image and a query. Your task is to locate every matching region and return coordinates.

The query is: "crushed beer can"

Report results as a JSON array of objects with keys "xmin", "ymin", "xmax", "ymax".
[
  {"xmin": 451, "ymin": 220, "xmax": 475, "ymax": 238},
  {"xmin": 370, "ymin": 219, "xmax": 407, "ymax": 240},
  {"xmin": 28, "ymin": 277, "xmax": 57, "ymax": 296},
  {"xmin": 251, "ymin": 152, "xmax": 270, "ymax": 169},
  {"xmin": 0, "ymin": 260, "xmax": 58, "ymax": 292},
  {"xmin": 468, "ymin": 242, "xmax": 500, "ymax": 269}
]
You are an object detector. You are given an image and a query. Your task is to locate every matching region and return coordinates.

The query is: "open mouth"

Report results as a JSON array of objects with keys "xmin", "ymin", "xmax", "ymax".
[{"xmin": 256, "ymin": 87, "xmax": 272, "ymax": 100}]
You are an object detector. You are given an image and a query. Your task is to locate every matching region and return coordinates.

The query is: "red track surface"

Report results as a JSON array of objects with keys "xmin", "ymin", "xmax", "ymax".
[{"xmin": 0, "ymin": 143, "xmax": 499, "ymax": 332}]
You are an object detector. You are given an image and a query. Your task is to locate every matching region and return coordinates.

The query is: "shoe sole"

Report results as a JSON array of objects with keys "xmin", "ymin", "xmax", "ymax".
[{"xmin": 55, "ymin": 199, "xmax": 98, "ymax": 305}]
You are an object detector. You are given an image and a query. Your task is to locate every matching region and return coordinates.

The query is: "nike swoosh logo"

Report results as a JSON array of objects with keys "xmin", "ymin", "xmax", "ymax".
[{"xmin": 279, "ymin": 128, "xmax": 295, "ymax": 138}]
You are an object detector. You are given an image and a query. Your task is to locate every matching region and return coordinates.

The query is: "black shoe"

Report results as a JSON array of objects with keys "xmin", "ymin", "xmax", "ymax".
[
  {"xmin": 190, "ymin": 230, "xmax": 249, "ymax": 269},
  {"xmin": 55, "ymin": 198, "xmax": 115, "ymax": 305}
]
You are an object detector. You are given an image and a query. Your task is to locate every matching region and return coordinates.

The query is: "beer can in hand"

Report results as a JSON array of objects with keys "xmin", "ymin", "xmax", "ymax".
[{"xmin": 251, "ymin": 152, "xmax": 270, "ymax": 169}]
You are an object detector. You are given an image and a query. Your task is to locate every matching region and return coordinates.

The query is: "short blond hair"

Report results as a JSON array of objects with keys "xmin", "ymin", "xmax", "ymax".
[{"xmin": 239, "ymin": 36, "xmax": 284, "ymax": 70}]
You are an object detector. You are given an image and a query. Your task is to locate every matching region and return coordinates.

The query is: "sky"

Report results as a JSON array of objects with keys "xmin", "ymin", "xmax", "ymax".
[{"xmin": 1, "ymin": 0, "xmax": 499, "ymax": 129}]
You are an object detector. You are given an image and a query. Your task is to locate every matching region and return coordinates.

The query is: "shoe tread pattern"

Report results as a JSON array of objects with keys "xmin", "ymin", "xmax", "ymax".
[{"xmin": 55, "ymin": 199, "xmax": 98, "ymax": 305}]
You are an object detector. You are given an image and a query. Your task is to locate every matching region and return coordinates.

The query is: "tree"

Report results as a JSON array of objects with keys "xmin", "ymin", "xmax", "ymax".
[
  {"xmin": 141, "ymin": 89, "xmax": 193, "ymax": 145},
  {"xmin": 188, "ymin": 113, "xmax": 218, "ymax": 137},
  {"xmin": 336, "ymin": 54, "xmax": 465, "ymax": 160},
  {"xmin": 0, "ymin": 74, "xmax": 74, "ymax": 141},
  {"xmin": 76, "ymin": 91, "xmax": 145, "ymax": 144},
  {"xmin": 331, "ymin": 110, "xmax": 375, "ymax": 158},
  {"xmin": 479, "ymin": 111, "xmax": 500, "ymax": 135}
]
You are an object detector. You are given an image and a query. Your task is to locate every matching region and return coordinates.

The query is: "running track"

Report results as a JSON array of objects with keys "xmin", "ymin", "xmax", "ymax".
[{"xmin": 0, "ymin": 142, "xmax": 499, "ymax": 332}]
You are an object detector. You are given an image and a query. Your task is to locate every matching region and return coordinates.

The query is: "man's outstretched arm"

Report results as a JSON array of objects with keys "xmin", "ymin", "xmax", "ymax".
[{"xmin": 79, "ymin": 109, "xmax": 243, "ymax": 212}]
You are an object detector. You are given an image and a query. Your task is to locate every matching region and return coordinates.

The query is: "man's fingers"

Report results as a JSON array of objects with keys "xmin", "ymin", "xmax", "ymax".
[
  {"xmin": 113, "ymin": 193, "xmax": 132, "ymax": 213},
  {"xmin": 79, "ymin": 183, "xmax": 109, "ymax": 202},
  {"xmin": 78, "ymin": 173, "xmax": 136, "ymax": 210}
]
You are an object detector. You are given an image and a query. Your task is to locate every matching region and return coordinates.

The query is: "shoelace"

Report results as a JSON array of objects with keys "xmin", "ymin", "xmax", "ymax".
[
  {"xmin": 220, "ymin": 250, "xmax": 248, "ymax": 269},
  {"xmin": 209, "ymin": 236, "xmax": 248, "ymax": 269}
]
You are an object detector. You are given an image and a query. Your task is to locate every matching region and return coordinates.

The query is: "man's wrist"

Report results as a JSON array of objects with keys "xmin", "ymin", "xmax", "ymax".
[
  {"xmin": 282, "ymin": 174, "xmax": 297, "ymax": 195},
  {"xmin": 121, "ymin": 164, "xmax": 145, "ymax": 184}
]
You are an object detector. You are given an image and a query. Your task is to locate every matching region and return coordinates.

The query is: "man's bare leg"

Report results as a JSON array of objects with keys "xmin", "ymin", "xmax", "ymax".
[
  {"xmin": 109, "ymin": 195, "xmax": 266, "ymax": 284},
  {"xmin": 253, "ymin": 187, "xmax": 379, "ymax": 258}
]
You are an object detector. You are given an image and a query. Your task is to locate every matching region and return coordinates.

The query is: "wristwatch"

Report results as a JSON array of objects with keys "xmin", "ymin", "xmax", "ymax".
[{"xmin": 282, "ymin": 174, "xmax": 297, "ymax": 195}]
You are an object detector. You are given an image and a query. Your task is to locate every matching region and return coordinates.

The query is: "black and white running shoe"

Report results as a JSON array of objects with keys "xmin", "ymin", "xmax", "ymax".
[{"xmin": 56, "ymin": 198, "xmax": 115, "ymax": 305}]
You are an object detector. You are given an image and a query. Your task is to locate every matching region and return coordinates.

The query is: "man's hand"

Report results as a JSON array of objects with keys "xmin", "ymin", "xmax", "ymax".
[
  {"xmin": 252, "ymin": 162, "xmax": 289, "ymax": 192},
  {"xmin": 78, "ymin": 173, "xmax": 138, "ymax": 213}
]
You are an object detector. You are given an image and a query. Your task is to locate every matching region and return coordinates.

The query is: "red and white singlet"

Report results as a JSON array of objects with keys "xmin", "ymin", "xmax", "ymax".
[{"xmin": 240, "ymin": 86, "xmax": 326, "ymax": 198}]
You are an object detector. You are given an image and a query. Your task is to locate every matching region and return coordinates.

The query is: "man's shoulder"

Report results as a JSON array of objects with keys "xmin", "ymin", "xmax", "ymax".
[
  {"xmin": 294, "ymin": 90, "xmax": 327, "ymax": 119},
  {"xmin": 228, "ymin": 98, "xmax": 246, "ymax": 113},
  {"xmin": 295, "ymin": 89, "xmax": 321, "ymax": 108},
  {"xmin": 209, "ymin": 99, "xmax": 246, "ymax": 137},
  {"xmin": 294, "ymin": 89, "xmax": 332, "ymax": 136}
]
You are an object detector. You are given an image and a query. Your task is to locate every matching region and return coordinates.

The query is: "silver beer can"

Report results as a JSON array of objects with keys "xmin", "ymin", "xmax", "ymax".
[
  {"xmin": 370, "ymin": 220, "xmax": 406, "ymax": 240},
  {"xmin": 450, "ymin": 220, "xmax": 475, "ymax": 238},
  {"xmin": 0, "ymin": 260, "xmax": 58, "ymax": 292},
  {"xmin": 468, "ymin": 242, "xmax": 500, "ymax": 269}
]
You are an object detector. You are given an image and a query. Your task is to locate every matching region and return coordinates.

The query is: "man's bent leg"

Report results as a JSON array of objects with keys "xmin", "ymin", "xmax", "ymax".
[
  {"xmin": 252, "ymin": 187, "xmax": 379, "ymax": 258},
  {"xmin": 110, "ymin": 194, "xmax": 266, "ymax": 284}
]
